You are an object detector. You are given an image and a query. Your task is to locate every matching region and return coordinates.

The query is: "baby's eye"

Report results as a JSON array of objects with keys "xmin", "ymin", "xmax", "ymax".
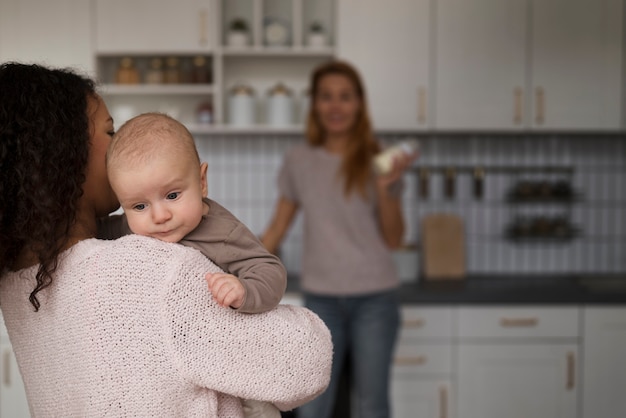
[
  {"xmin": 166, "ymin": 192, "xmax": 179, "ymax": 200},
  {"xmin": 133, "ymin": 203, "xmax": 146, "ymax": 211}
]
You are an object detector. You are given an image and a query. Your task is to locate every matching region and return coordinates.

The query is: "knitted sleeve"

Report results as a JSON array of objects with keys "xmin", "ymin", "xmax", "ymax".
[{"xmin": 161, "ymin": 251, "xmax": 332, "ymax": 411}]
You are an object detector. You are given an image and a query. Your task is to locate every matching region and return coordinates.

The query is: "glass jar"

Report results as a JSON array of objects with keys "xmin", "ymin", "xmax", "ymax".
[
  {"xmin": 144, "ymin": 58, "xmax": 164, "ymax": 84},
  {"xmin": 190, "ymin": 56, "xmax": 211, "ymax": 84},
  {"xmin": 163, "ymin": 57, "xmax": 181, "ymax": 84},
  {"xmin": 115, "ymin": 57, "xmax": 140, "ymax": 84}
]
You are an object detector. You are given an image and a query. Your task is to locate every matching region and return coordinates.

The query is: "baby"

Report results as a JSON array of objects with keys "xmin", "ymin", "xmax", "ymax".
[{"xmin": 100, "ymin": 112, "xmax": 285, "ymax": 418}]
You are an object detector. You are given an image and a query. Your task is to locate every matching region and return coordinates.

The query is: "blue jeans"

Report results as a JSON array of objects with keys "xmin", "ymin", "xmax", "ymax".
[{"xmin": 297, "ymin": 289, "xmax": 400, "ymax": 418}]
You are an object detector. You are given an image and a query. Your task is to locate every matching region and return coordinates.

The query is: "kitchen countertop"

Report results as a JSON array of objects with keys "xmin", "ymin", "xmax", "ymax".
[{"xmin": 285, "ymin": 274, "xmax": 626, "ymax": 305}]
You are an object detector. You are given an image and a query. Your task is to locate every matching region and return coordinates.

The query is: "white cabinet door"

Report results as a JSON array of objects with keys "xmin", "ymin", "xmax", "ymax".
[
  {"xmin": 0, "ymin": 0, "xmax": 93, "ymax": 73},
  {"xmin": 530, "ymin": 0, "xmax": 622, "ymax": 130},
  {"xmin": 457, "ymin": 344, "xmax": 578, "ymax": 418},
  {"xmin": 434, "ymin": 0, "xmax": 527, "ymax": 130},
  {"xmin": 94, "ymin": 0, "xmax": 215, "ymax": 53},
  {"xmin": 582, "ymin": 307, "xmax": 626, "ymax": 418},
  {"xmin": 392, "ymin": 307, "xmax": 455, "ymax": 418},
  {"xmin": 391, "ymin": 377, "xmax": 452, "ymax": 418},
  {"xmin": 337, "ymin": 0, "xmax": 431, "ymax": 131}
]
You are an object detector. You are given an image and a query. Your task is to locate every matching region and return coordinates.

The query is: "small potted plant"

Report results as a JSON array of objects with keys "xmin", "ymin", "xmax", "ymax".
[
  {"xmin": 307, "ymin": 21, "xmax": 327, "ymax": 48},
  {"xmin": 227, "ymin": 18, "xmax": 250, "ymax": 48}
]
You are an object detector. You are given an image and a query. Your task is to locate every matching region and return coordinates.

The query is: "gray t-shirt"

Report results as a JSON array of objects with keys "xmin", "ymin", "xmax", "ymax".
[{"xmin": 279, "ymin": 144, "xmax": 400, "ymax": 296}]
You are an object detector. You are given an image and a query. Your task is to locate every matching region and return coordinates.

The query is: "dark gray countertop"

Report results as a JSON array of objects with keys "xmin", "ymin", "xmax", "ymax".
[{"xmin": 286, "ymin": 274, "xmax": 626, "ymax": 305}]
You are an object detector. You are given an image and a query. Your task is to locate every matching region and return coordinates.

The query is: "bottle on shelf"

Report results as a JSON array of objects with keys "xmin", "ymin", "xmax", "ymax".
[
  {"xmin": 163, "ymin": 57, "xmax": 182, "ymax": 84},
  {"xmin": 196, "ymin": 100, "xmax": 213, "ymax": 125},
  {"xmin": 145, "ymin": 58, "xmax": 164, "ymax": 84},
  {"xmin": 115, "ymin": 57, "xmax": 140, "ymax": 84}
]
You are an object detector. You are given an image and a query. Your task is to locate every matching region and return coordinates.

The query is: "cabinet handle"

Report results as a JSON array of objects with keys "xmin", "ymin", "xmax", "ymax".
[
  {"xmin": 199, "ymin": 9, "xmax": 208, "ymax": 47},
  {"xmin": 403, "ymin": 318, "xmax": 425, "ymax": 328},
  {"xmin": 439, "ymin": 385, "xmax": 448, "ymax": 418},
  {"xmin": 417, "ymin": 87, "xmax": 427, "ymax": 124},
  {"xmin": 535, "ymin": 86, "xmax": 545, "ymax": 125},
  {"xmin": 394, "ymin": 355, "xmax": 427, "ymax": 366},
  {"xmin": 513, "ymin": 87, "xmax": 523, "ymax": 124},
  {"xmin": 3, "ymin": 349, "xmax": 10, "ymax": 386},
  {"xmin": 566, "ymin": 351, "xmax": 575, "ymax": 390},
  {"xmin": 499, "ymin": 317, "xmax": 538, "ymax": 327}
]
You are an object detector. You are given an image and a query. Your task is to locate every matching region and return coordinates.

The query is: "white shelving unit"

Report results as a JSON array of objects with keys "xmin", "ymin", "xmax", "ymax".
[{"xmin": 94, "ymin": 0, "xmax": 335, "ymax": 134}]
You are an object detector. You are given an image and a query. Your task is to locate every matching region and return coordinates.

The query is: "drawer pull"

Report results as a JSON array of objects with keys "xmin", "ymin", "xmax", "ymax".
[
  {"xmin": 513, "ymin": 86, "xmax": 523, "ymax": 124},
  {"xmin": 499, "ymin": 317, "xmax": 538, "ymax": 327},
  {"xmin": 439, "ymin": 385, "xmax": 448, "ymax": 418},
  {"xmin": 403, "ymin": 318, "xmax": 425, "ymax": 328},
  {"xmin": 535, "ymin": 86, "xmax": 545, "ymax": 125},
  {"xmin": 417, "ymin": 87, "xmax": 427, "ymax": 124},
  {"xmin": 395, "ymin": 355, "xmax": 427, "ymax": 366},
  {"xmin": 566, "ymin": 351, "xmax": 575, "ymax": 390},
  {"xmin": 198, "ymin": 9, "xmax": 208, "ymax": 47}
]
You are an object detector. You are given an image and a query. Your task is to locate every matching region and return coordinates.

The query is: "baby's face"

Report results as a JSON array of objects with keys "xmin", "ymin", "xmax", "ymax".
[{"xmin": 109, "ymin": 154, "xmax": 207, "ymax": 243}]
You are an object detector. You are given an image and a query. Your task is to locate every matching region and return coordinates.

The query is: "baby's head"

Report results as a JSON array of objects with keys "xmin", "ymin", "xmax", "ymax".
[{"xmin": 107, "ymin": 112, "xmax": 208, "ymax": 243}]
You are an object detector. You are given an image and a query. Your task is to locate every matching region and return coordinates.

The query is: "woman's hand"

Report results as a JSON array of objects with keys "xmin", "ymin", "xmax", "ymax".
[{"xmin": 376, "ymin": 150, "xmax": 419, "ymax": 191}]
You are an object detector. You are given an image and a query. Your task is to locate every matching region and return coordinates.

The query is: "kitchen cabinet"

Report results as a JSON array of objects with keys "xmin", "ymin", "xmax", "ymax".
[
  {"xmin": 94, "ymin": 0, "xmax": 335, "ymax": 132},
  {"xmin": 336, "ymin": 0, "xmax": 431, "ymax": 131},
  {"xmin": 434, "ymin": 0, "xmax": 527, "ymax": 131},
  {"xmin": 456, "ymin": 307, "xmax": 579, "ymax": 418},
  {"xmin": 0, "ymin": 0, "xmax": 93, "ymax": 73},
  {"xmin": 582, "ymin": 307, "xmax": 626, "ymax": 418},
  {"xmin": 391, "ymin": 307, "xmax": 455, "ymax": 418},
  {"xmin": 94, "ymin": 0, "xmax": 215, "ymax": 53},
  {"xmin": 530, "ymin": 0, "xmax": 622, "ymax": 130},
  {"xmin": 434, "ymin": 0, "xmax": 622, "ymax": 131},
  {"xmin": 0, "ymin": 318, "xmax": 29, "ymax": 418}
]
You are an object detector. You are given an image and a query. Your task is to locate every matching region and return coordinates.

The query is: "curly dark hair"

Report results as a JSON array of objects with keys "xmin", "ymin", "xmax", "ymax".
[{"xmin": 0, "ymin": 62, "xmax": 96, "ymax": 310}]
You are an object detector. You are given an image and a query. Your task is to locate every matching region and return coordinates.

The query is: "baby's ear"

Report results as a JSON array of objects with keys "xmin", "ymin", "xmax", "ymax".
[{"xmin": 200, "ymin": 162, "xmax": 209, "ymax": 196}]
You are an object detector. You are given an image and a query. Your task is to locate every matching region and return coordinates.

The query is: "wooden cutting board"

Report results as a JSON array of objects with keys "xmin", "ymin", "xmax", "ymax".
[{"xmin": 421, "ymin": 213, "xmax": 466, "ymax": 280}]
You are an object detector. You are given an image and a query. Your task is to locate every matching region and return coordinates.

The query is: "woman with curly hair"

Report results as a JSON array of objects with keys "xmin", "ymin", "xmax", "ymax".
[
  {"xmin": 0, "ymin": 62, "xmax": 331, "ymax": 417},
  {"xmin": 261, "ymin": 60, "xmax": 417, "ymax": 418}
]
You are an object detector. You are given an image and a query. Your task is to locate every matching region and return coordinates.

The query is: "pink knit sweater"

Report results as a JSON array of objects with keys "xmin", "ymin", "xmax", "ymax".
[{"xmin": 0, "ymin": 235, "xmax": 332, "ymax": 417}]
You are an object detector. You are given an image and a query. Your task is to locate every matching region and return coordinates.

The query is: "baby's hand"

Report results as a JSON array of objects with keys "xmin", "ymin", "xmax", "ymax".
[{"xmin": 205, "ymin": 273, "xmax": 245, "ymax": 309}]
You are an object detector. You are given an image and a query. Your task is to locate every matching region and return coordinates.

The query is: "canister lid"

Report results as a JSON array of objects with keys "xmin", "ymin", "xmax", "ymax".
[
  {"xmin": 268, "ymin": 82, "xmax": 291, "ymax": 96},
  {"xmin": 231, "ymin": 83, "xmax": 255, "ymax": 96}
]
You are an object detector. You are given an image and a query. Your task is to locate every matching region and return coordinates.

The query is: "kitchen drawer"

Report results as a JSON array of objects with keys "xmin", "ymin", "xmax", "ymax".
[
  {"xmin": 399, "ymin": 306, "xmax": 454, "ymax": 339},
  {"xmin": 393, "ymin": 342, "xmax": 452, "ymax": 375},
  {"xmin": 458, "ymin": 306, "xmax": 580, "ymax": 339}
]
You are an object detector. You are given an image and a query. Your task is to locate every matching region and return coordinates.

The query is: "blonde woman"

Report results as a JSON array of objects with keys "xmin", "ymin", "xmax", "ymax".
[{"xmin": 262, "ymin": 60, "xmax": 416, "ymax": 418}]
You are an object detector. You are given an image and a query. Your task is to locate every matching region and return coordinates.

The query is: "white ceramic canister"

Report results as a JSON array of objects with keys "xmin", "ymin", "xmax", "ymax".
[
  {"xmin": 228, "ymin": 84, "xmax": 256, "ymax": 126},
  {"xmin": 267, "ymin": 83, "xmax": 293, "ymax": 127}
]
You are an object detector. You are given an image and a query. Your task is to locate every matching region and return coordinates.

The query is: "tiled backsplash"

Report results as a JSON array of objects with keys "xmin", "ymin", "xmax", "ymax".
[{"xmin": 195, "ymin": 134, "xmax": 625, "ymax": 275}]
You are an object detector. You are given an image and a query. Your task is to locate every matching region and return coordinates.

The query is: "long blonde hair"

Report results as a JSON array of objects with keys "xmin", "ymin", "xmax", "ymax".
[{"xmin": 306, "ymin": 60, "xmax": 380, "ymax": 197}]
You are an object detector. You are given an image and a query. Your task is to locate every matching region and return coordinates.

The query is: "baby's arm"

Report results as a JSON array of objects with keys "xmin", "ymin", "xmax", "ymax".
[
  {"xmin": 213, "ymin": 224, "xmax": 287, "ymax": 313},
  {"xmin": 183, "ymin": 202, "xmax": 287, "ymax": 313}
]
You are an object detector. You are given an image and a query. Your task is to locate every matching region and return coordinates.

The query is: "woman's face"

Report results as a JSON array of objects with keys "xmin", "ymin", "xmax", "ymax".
[
  {"xmin": 314, "ymin": 74, "xmax": 361, "ymax": 138},
  {"xmin": 83, "ymin": 95, "xmax": 119, "ymax": 217}
]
